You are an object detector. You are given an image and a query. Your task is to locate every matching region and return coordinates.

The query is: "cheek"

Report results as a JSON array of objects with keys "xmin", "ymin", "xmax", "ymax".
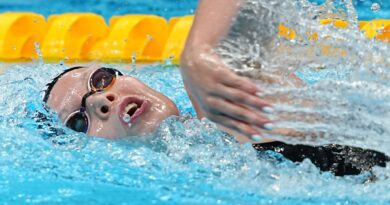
[
  {"xmin": 115, "ymin": 78, "xmax": 160, "ymax": 96},
  {"xmin": 161, "ymin": 98, "xmax": 179, "ymax": 115},
  {"xmin": 149, "ymin": 95, "xmax": 179, "ymax": 119}
]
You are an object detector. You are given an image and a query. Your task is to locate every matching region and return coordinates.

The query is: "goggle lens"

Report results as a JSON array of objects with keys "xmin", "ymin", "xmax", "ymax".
[
  {"xmin": 90, "ymin": 68, "xmax": 120, "ymax": 90},
  {"xmin": 65, "ymin": 112, "xmax": 88, "ymax": 133}
]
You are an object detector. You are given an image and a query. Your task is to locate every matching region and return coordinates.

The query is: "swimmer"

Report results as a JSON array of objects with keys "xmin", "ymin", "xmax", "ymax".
[
  {"xmin": 43, "ymin": 66, "xmax": 179, "ymax": 138},
  {"xmin": 43, "ymin": 65, "xmax": 388, "ymax": 176}
]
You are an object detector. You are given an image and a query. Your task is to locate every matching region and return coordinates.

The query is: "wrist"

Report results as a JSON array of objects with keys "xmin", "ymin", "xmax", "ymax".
[{"xmin": 181, "ymin": 44, "xmax": 213, "ymax": 65}]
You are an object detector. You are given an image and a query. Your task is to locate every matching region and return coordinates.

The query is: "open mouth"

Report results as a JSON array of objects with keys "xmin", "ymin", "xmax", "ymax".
[
  {"xmin": 124, "ymin": 102, "xmax": 139, "ymax": 118},
  {"xmin": 119, "ymin": 97, "xmax": 150, "ymax": 125}
]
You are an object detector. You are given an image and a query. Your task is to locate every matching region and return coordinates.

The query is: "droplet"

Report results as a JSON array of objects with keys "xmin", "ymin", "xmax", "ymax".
[
  {"xmin": 122, "ymin": 114, "xmax": 131, "ymax": 123},
  {"xmin": 34, "ymin": 42, "xmax": 43, "ymax": 64},
  {"xmin": 131, "ymin": 52, "xmax": 137, "ymax": 70},
  {"xmin": 371, "ymin": 3, "xmax": 380, "ymax": 12},
  {"xmin": 146, "ymin": 34, "xmax": 154, "ymax": 41},
  {"xmin": 163, "ymin": 56, "xmax": 174, "ymax": 66},
  {"xmin": 274, "ymin": 147, "xmax": 284, "ymax": 152}
]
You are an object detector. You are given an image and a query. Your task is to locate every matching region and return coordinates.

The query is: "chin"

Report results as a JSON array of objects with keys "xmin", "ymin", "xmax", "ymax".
[{"xmin": 134, "ymin": 109, "xmax": 179, "ymax": 136}]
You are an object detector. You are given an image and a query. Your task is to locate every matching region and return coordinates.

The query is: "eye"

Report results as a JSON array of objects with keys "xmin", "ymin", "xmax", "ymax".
[
  {"xmin": 90, "ymin": 69, "xmax": 115, "ymax": 90},
  {"xmin": 65, "ymin": 112, "xmax": 88, "ymax": 133}
]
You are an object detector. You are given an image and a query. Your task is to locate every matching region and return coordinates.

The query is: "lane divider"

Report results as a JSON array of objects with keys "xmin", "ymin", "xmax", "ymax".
[
  {"xmin": 0, "ymin": 12, "xmax": 388, "ymax": 62},
  {"xmin": 89, "ymin": 15, "xmax": 169, "ymax": 62},
  {"xmin": 42, "ymin": 13, "xmax": 108, "ymax": 60},
  {"xmin": 162, "ymin": 15, "xmax": 194, "ymax": 63},
  {"xmin": 0, "ymin": 12, "xmax": 46, "ymax": 60},
  {"xmin": 361, "ymin": 19, "xmax": 389, "ymax": 42}
]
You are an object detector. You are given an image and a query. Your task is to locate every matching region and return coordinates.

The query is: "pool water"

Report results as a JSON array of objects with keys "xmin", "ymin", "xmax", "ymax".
[
  {"xmin": 0, "ymin": 0, "xmax": 388, "ymax": 20},
  {"xmin": 0, "ymin": 0, "xmax": 198, "ymax": 20},
  {"xmin": 218, "ymin": 0, "xmax": 390, "ymax": 152},
  {"xmin": 0, "ymin": 0, "xmax": 390, "ymax": 204},
  {"xmin": 0, "ymin": 61, "xmax": 389, "ymax": 204}
]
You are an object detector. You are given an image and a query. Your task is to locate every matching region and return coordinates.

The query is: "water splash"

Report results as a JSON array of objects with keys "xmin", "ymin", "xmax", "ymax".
[
  {"xmin": 0, "ymin": 63, "xmax": 390, "ymax": 203},
  {"xmin": 217, "ymin": 0, "xmax": 390, "ymax": 154},
  {"xmin": 0, "ymin": 3, "xmax": 388, "ymax": 204},
  {"xmin": 34, "ymin": 41, "xmax": 44, "ymax": 65},
  {"xmin": 371, "ymin": 2, "xmax": 381, "ymax": 12}
]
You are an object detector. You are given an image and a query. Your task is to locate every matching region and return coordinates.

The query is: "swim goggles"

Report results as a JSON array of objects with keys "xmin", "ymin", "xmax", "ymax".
[{"xmin": 64, "ymin": 67, "xmax": 123, "ymax": 133}]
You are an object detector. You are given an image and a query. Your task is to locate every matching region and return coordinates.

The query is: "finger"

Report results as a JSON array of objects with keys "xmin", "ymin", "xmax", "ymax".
[
  {"xmin": 208, "ymin": 113, "xmax": 261, "ymax": 140},
  {"xmin": 205, "ymin": 96, "xmax": 272, "ymax": 129},
  {"xmin": 219, "ymin": 71, "xmax": 259, "ymax": 94},
  {"xmin": 213, "ymin": 84, "xmax": 272, "ymax": 111}
]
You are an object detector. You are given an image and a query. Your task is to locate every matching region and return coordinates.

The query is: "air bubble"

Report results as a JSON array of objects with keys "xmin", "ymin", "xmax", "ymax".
[
  {"xmin": 34, "ymin": 42, "xmax": 43, "ymax": 65},
  {"xmin": 131, "ymin": 52, "xmax": 137, "ymax": 70},
  {"xmin": 371, "ymin": 3, "xmax": 380, "ymax": 12},
  {"xmin": 123, "ymin": 114, "xmax": 131, "ymax": 123},
  {"xmin": 146, "ymin": 34, "xmax": 154, "ymax": 41}
]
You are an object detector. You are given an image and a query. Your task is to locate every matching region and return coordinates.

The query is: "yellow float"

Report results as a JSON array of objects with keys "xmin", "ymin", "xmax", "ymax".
[
  {"xmin": 0, "ymin": 12, "xmax": 388, "ymax": 62},
  {"xmin": 88, "ymin": 15, "xmax": 168, "ymax": 62},
  {"xmin": 161, "ymin": 15, "xmax": 194, "ymax": 64},
  {"xmin": 319, "ymin": 18, "xmax": 349, "ymax": 28},
  {"xmin": 0, "ymin": 12, "xmax": 46, "ymax": 60},
  {"xmin": 41, "ymin": 13, "xmax": 108, "ymax": 61},
  {"xmin": 278, "ymin": 18, "xmax": 389, "ymax": 43},
  {"xmin": 278, "ymin": 24, "xmax": 297, "ymax": 40},
  {"xmin": 360, "ymin": 19, "xmax": 390, "ymax": 42}
]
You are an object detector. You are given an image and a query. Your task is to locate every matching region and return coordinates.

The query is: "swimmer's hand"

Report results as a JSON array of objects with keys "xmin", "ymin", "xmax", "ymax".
[{"xmin": 180, "ymin": 48, "xmax": 273, "ymax": 141}]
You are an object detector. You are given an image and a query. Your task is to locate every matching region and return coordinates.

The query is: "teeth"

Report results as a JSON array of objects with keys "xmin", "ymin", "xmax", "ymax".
[
  {"xmin": 122, "ymin": 114, "xmax": 131, "ymax": 123},
  {"xmin": 125, "ymin": 103, "xmax": 138, "ymax": 115},
  {"xmin": 122, "ymin": 102, "xmax": 140, "ymax": 123}
]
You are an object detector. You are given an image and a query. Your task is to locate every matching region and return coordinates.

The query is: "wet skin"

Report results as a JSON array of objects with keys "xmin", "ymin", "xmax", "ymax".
[{"xmin": 47, "ymin": 66, "xmax": 179, "ymax": 138}]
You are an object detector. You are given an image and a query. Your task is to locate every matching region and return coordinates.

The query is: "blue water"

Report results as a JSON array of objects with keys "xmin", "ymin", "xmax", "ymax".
[
  {"xmin": 0, "ymin": 0, "xmax": 198, "ymax": 20},
  {"xmin": 0, "ymin": 0, "xmax": 388, "ymax": 20},
  {"xmin": 0, "ymin": 62, "xmax": 389, "ymax": 204},
  {"xmin": 311, "ymin": 0, "xmax": 390, "ymax": 20}
]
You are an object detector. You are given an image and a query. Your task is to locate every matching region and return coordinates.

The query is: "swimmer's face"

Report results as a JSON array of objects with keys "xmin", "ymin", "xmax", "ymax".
[{"xmin": 46, "ymin": 66, "xmax": 179, "ymax": 138}]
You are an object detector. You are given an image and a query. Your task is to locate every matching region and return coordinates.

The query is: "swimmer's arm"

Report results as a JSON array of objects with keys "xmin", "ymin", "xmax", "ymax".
[
  {"xmin": 182, "ymin": 0, "xmax": 244, "ymax": 118},
  {"xmin": 182, "ymin": 0, "xmax": 244, "ymax": 119},
  {"xmin": 184, "ymin": 0, "xmax": 243, "ymax": 50},
  {"xmin": 181, "ymin": 0, "xmax": 273, "ymax": 140}
]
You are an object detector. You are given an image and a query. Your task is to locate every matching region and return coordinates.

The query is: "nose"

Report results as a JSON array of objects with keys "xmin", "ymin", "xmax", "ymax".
[{"xmin": 86, "ymin": 92, "xmax": 118, "ymax": 118}]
